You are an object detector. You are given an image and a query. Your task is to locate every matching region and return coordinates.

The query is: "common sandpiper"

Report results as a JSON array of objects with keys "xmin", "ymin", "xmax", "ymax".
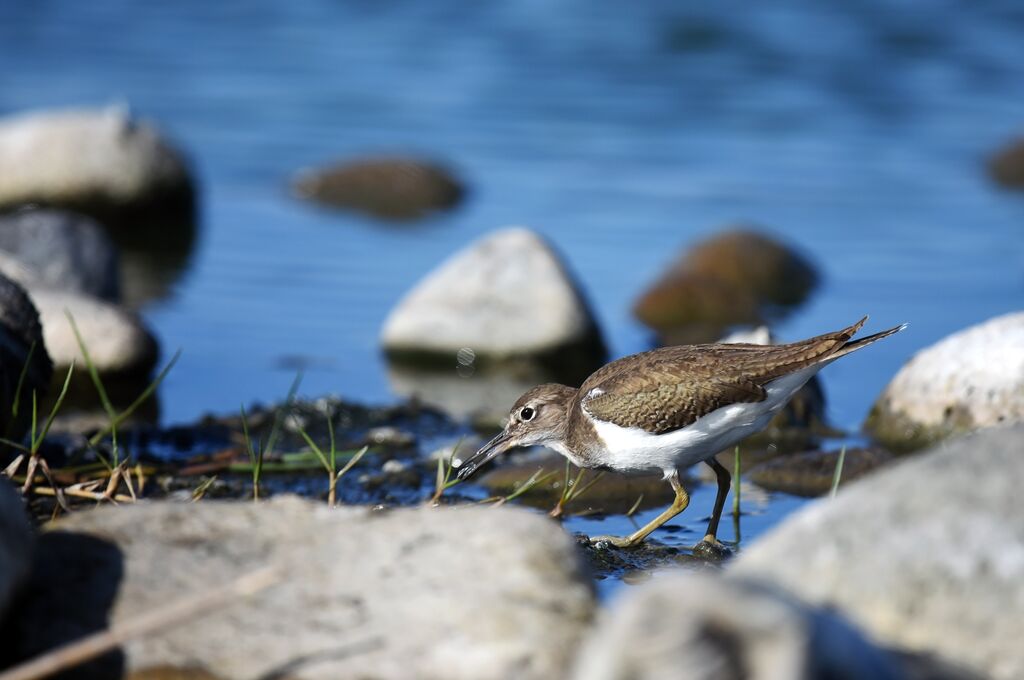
[{"xmin": 453, "ymin": 317, "xmax": 905, "ymax": 551}]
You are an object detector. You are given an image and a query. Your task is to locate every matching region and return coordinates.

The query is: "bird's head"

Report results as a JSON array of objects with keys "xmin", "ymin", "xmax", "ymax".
[{"xmin": 453, "ymin": 383, "xmax": 575, "ymax": 481}]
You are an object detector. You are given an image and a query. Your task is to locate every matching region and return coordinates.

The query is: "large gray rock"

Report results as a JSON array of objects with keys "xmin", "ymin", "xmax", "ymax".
[
  {"xmin": 865, "ymin": 312, "xmax": 1024, "ymax": 451},
  {"xmin": 0, "ymin": 477, "xmax": 34, "ymax": 624},
  {"xmin": 31, "ymin": 288, "xmax": 158, "ymax": 375},
  {"xmin": 29, "ymin": 498, "xmax": 594, "ymax": 680},
  {"xmin": 0, "ymin": 208, "xmax": 120, "ymax": 301},
  {"xmin": 571, "ymin": 572, "xmax": 904, "ymax": 680},
  {"xmin": 731, "ymin": 426, "xmax": 1024, "ymax": 680},
  {"xmin": 382, "ymin": 227, "xmax": 605, "ymax": 369},
  {"xmin": 0, "ymin": 106, "xmax": 193, "ymax": 219},
  {"xmin": 0, "ymin": 273, "xmax": 53, "ymax": 438}
]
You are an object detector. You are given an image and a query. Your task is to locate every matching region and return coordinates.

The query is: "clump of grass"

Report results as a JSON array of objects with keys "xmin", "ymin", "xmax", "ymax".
[
  {"xmin": 430, "ymin": 440, "xmax": 464, "ymax": 505},
  {"xmin": 297, "ymin": 414, "xmax": 368, "ymax": 507},
  {"xmin": 549, "ymin": 461, "xmax": 603, "ymax": 518},
  {"xmin": 482, "ymin": 467, "xmax": 559, "ymax": 507},
  {"xmin": 239, "ymin": 405, "xmax": 263, "ymax": 502},
  {"xmin": 830, "ymin": 445, "xmax": 847, "ymax": 498},
  {"xmin": 1, "ymin": 363, "xmax": 75, "ymax": 509}
]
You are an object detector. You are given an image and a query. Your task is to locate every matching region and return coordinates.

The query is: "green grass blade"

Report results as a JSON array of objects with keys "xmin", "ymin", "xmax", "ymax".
[
  {"xmin": 503, "ymin": 468, "xmax": 558, "ymax": 503},
  {"xmin": 335, "ymin": 445, "xmax": 368, "ymax": 482},
  {"xmin": 66, "ymin": 311, "xmax": 115, "ymax": 418},
  {"xmin": 264, "ymin": 371, "xmax": 303, "ymax": 457},
  {"xmin": 32, "ymin": 364, "xmax": 75, "ymax": 452},
  {"xmin": 9, "ymin": 341, "xmax": 36, "ymax": 422},
  {"xmin": 88, "ymin": 350, "xmax": 182, "ymax": 447},
  {"xmin": 296, "ymin": 424, "xmax": 330, "ymax": 474},
  {"xmin": 830, "ymin": 445, "xmax": 847, "ymax": 498}
]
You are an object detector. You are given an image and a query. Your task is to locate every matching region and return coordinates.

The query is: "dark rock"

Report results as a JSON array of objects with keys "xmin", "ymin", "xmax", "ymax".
[
  {"xmin": 0, "ymin": 273, "xmax": 53, "ymax": 440},
  {"xmin": 748, "ymin": 446, "xmax": 894, "ymax": 497},
  {"xmin": 0, "ymin": 478, "xmax": 34, "ymax": 625},
  {"xmin": 865, "ymin": 311, "xmax": 1023, "ymax": 452},
  {"xmin": 988, "ymin": 136, "xmax": 1024, "ymax": 189},
  {"xmin": 0, "ymin": 208, "xmax": 120, "ymax": 301},
  {"xmin": 634, "ymin": 229, "xmax": 819, "ymax": 343},
  {"xmin": 293, "ymin": 157, "xmax": 464, "ymax": 220}
]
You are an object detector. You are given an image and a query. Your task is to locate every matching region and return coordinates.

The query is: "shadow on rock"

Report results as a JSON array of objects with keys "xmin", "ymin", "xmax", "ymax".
[{"xmin": 0, "ymin": 531, "xmax": 125, "ymax": 679}]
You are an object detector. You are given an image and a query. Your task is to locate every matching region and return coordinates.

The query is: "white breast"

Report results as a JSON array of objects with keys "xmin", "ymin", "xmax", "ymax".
[{"xmin": 584, "ymin": 364, "xmax": 824, "ymax": 477}]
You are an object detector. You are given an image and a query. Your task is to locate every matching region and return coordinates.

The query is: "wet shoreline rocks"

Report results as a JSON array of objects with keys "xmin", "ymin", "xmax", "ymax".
[
  {"xmin": 293, "ymin": 156, "xmax": 464, "ymax": 220},
  {"xmin": 731, "ymin": 425, "xmax": 1024, "ymax": 680},
  {"xmin": 10, "ymin": 499, "xmax": 595, "ymax": 680},
  {"xmin": 633, "ymin": 229, "xmax": 819, "ymax": 345},
  {"xmin": 0, "ymin": 107, "xmax": 195, "ymax": 225},
  {"xmin": 865, "ymin": 311, "xmax": 1024, "ymax": 451}
]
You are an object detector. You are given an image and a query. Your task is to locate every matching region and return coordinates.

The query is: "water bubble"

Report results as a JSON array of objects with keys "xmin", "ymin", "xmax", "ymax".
[{"xmin": 456, "ymin": 347, "xmax": 476, "ymax": 366}]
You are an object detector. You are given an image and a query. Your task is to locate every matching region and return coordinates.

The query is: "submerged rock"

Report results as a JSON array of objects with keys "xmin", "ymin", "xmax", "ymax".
[
  {"xmin": 633, "ymin": 229, "xmax": 818, "ymax": 344},
  {"xmin": 382, "ymin": 227, "xmax": 606, "ymax": 377},
  {"xmin": 0, "ymin": 208, "xmax": 120, "ymax": 301},
  {"xmin": 988, "ymin": 136, "xmax": 1024, "ymax": 189},
  {"xmin": 747, "ymin": 447, "xmax": 894, "ymax": 497},
  {"xmin": 570, "ymin": 571, "xmax": 904, "ymax": 680},
  {"xmin": 31, "ymin": 288, "xmax": 158, "ymax": 376},
  {"xmin": 0, "ymin": 106, "xmax": 194, "ymax": 223},
  {"xmin": 21, "ymin": 498, "xmax": 594, "ymax": 680},
  {"xmin": 0, "ymin": 478, "xmax": 34, "ymax": 624},
  {"xmin": 0, "ymin": 274, "xmax": 53, "ymax": 439},
  {"xmin": 293, "ymin": 157, "xmax": 464, "ymax": 220},
  {"xmin": 865, "ymin": 311, "xmax": 1024, "ymax": 451},
  {"xmin": 731, "ymin": 426, "xmax": 1024, "ymax": 680}
]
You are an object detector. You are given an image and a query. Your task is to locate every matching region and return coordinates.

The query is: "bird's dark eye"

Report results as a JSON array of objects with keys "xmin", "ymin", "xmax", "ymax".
[{"xmin": 520, "ymin": 407, "xmax": 535, "ymax": 421}]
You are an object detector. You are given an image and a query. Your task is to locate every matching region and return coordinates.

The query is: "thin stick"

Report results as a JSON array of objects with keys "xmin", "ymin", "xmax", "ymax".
[
  {"xmin": 29, "ymin": 487, "xmax": 134, "ymax": 504},
  {"xmin": 0, "ymin": 567, "xmax": 279, "ymax": 680}
]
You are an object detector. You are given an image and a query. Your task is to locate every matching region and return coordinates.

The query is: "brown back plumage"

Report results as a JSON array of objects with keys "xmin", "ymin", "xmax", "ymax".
[{"xmin": 581, "ymin": 317, "xmax": 904, "ymax": 434}]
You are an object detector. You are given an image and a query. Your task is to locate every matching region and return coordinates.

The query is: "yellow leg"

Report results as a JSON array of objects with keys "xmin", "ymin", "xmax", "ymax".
[{"xmin": 590, "ymin": 471, "xmax": 689, "ymax": 548}]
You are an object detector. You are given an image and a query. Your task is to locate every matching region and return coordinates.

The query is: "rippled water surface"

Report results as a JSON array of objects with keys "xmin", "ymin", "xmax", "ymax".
[{"xmin": 1, "ymin": 4, "xmax": 1022, "ymax": 566}]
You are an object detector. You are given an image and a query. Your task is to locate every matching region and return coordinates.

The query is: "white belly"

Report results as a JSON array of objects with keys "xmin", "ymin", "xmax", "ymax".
[{"xmin": 586, "ymin": 365, "xmax": 822, "ymax": 477}]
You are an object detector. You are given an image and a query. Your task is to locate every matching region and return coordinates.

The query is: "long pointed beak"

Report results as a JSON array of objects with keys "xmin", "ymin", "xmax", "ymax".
[{"xmin": 453, "ymin": 430, "xmax": 516, "ymax": 481}]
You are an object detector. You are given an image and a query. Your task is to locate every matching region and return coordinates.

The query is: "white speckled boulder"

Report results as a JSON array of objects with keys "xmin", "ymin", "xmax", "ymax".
[
  {"xmin": 381, "ymin": 227, "xmax": 605, "ymax": 366},
  {"xmin": 16, "ymin": 499, "xmax": 595, "ymax": 680},
  {"xmin": 731, "ymin": 426, "xmax": 1024, "ymax": 680},
  {"xmin": 865, "ymin": 311, "xmax": 1024, "ymax": 450}
]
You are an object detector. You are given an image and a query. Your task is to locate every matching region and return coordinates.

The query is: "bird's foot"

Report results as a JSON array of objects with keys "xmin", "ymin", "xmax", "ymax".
[
  {"xmin": 692, "ymin": 535, "xmax": 732, "ymax": 561},
  {"xmin": 589, "ymin": 534, "xmax": 641, "ymax": 550}
]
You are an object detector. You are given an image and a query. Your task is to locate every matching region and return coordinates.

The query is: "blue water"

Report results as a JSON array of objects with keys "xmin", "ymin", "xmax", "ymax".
[{"xmin": 0, "ymin": 1, "xmax": 1021, "ymax": 432}]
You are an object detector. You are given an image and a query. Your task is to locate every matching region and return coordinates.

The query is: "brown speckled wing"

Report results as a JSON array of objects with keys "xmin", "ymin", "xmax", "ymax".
[{"xmin": 581, "ymin": 317, "xmax": 869, "ymax": 434}]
